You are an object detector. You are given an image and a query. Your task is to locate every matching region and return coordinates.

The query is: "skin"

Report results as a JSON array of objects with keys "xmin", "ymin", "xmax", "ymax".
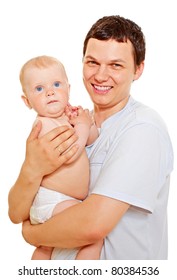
[
  {"xmin": 21, "ymin": 63, "xmax": 94, "ymax": 200},
  {"xmin": 83, "ymin": 39, "xmax": 144, "ymax": 126},
  {"xmin": 9, "ymin": 38, "xmax": 144, "ymax": 249},
  {"xmin": 21, "ymin": 64, "xmax": 70, "ymax": 118},
  {"xmin": 8, "ymin": 122, "xmax": 79, "ymax": 223},
  {"xmin": 9, "ymin": 60, "xmax": 97, "ymax": 223}
]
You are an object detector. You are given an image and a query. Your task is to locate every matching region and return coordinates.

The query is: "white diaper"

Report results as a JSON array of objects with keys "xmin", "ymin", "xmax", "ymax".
[
  {"xmin": 51, "ymin": 247, "xmax": 79, "ymax": 260},
  {"xmin": 30, "ymin": 186, "xmax": 78, "ymax": 224}
]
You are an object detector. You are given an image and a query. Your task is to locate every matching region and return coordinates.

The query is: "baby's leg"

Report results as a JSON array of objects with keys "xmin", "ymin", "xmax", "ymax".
[
  {"xmin": 76, "ymin": 240, "xmax": 103, "ymax": 260},
  {"xmin": 52, "ymin": 199, "xmax": 79, "ymax": 216},
  {"xmin": 32, "ymin": 246, "xmax": 53, "ymax": 260},
  {"xmin": 31, "ymin": 199, "xmax": 79, "ymax": 260}
]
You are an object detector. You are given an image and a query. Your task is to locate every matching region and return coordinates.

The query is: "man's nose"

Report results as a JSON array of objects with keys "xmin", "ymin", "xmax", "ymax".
[{"xmin": 94, "ymin": 65, "xmax": 109, "ymax": 82}]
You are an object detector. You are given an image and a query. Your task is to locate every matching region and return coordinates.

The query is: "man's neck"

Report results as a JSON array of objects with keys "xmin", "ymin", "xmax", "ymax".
[{"xmin": 94, "ymin": 95, "xmax": 130, "ymax": 127}]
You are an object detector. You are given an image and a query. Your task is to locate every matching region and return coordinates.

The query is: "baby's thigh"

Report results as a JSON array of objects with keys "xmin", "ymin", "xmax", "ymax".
[{"xmin": 52, "ymin": 199, "xmax": 80, "ymax": 216}]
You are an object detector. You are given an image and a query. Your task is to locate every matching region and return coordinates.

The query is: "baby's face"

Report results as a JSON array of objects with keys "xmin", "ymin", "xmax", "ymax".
[{"xmin": 23, "ymin": 64, "xmax": 70, "ymax": 117}]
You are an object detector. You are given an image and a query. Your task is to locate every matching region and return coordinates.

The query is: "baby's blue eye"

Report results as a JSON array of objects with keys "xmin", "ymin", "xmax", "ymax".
[
  {"xmin": 36, "ymin": 86, "xmax": 43, "ymax": 92},
  {"xmin": 54, "ymin": 82, "xmax": 60, "ymax": 88}
]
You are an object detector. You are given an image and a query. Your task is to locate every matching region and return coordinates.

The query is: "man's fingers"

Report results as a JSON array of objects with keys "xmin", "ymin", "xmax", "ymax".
[
  {"xmin": 59, "ymin": 145, "xmax": 79, "ymax": 164},
  {"xmin": 44, "ymin": 126, "xmax": 73, "ymax": 142},
  {"xmin": 51, "ymin": 128, "xmax": 78, "ymax": 150},
  {"xmin": 55, "ymin": 133, "xmax": 78, "ymax": 155}
]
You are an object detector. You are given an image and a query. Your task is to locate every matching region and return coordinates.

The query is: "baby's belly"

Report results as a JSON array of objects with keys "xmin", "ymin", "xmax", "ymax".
[{"xmin": 41, "ymin": 151, "xmax": 89, "ymax": 200}]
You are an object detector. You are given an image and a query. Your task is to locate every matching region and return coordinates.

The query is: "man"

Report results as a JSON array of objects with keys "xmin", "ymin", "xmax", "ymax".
[{"xmin": 8, "ymin": 15, "xmax": 173, "ymax": 259}]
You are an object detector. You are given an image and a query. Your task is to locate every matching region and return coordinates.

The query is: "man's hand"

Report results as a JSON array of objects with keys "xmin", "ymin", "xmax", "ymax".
[
  {"xmin": 8, "ymin": 122, "xmax": 79, "ymax": 224},
  {"xmin": 22, "ymin": 220, "xmax": 38, "ymax": 246},
  {"xmin": 24, "ymin": 121, "xmax": 79, "ymax": 179}
]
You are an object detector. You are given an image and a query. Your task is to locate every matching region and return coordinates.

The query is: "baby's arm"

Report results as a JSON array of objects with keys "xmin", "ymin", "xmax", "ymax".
[
  {"xmin": 65, "ymin": 106, "xmax": 98, "ymax": 162},
  {"xmin": 73, "ymin": 107, "xmax": 99, "ymax": 146},
  {"xmin": 86, "ymin": 111, "xmax": 99, "ymax": 145},
  {"xmin": 87, "ymin": 123, "xmax": 99, "ymax": 145},
  {"xmin": 66, "ymin": 107, "xmax": 91, "ymax": 162}
]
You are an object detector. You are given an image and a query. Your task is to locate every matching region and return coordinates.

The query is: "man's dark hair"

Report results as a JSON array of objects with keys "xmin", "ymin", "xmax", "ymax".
[{"xmin": 83, "ymin": 15, "xmax": 146, "ymax": 66}]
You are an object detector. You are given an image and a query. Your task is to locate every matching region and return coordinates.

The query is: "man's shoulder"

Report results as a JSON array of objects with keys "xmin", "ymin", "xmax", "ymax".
[{"xmin": 129, "ymin": 98, "xmax": 168, "ymax": 132}]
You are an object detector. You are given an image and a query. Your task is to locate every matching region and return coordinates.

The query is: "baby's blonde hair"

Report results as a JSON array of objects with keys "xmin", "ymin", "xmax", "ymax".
[{"xmin": 20, "ymin": 55, "xmax": 68, "ymax": 94}]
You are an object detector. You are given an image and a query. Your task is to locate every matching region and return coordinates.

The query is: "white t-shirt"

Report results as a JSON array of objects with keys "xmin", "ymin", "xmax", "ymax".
[{"xmin": 86, "ymin": 96, "xmax": 173, "ymax": 259}]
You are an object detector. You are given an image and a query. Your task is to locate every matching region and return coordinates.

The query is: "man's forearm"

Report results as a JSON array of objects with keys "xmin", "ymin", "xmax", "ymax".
[
  {"xmin": 23, "ymin": 201, "xmax": 95, "ymax": 249},
  {"xmin": 22, "ymin": 194, "xmax": 130, "ymax": 249},
  {"xmin": 8, "ymin": 125, "xmax": 79, "ymax": 224},
  {"xmin": 8, "ymin": 162, "xmax": 42, "ymax": 223}
]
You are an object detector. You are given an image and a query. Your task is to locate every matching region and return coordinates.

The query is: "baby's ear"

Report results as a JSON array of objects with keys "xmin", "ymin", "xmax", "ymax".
[{"xmin": 21, "ymin": 95, "xmax": 32, "ymax": 109}]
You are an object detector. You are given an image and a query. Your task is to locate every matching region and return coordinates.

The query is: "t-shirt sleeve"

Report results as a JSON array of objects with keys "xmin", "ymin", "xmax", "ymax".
[{"xmin": 91, "ymin": 123, "xmax": 169, "ymax": 213}]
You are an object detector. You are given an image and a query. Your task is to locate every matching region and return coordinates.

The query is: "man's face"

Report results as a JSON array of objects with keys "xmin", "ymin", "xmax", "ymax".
[{"xmin": 83, "ymin": 38, "xmax": 143, "ymax": 112}]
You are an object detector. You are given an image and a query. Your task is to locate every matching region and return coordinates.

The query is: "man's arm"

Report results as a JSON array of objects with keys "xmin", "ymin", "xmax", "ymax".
[
  {"xmin": 22, "ymin": 194, "xmax": 129, "ymax": 248},
  {"xmin": 8, "ymin": 122, "xmax": 78, "ymax": 223}
]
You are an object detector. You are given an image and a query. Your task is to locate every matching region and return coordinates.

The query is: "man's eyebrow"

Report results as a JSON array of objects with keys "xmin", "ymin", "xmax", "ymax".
[
  {"xmin": 84, "ymin": 55, "xmax": 126, "ymax": 63},
  {"xmin": 109, "ymin": 59, "xmax": 126, "ymax": 64},
  {"xmin": 84, "ymin": 55, "xmax": 97, "ymax": 60}
]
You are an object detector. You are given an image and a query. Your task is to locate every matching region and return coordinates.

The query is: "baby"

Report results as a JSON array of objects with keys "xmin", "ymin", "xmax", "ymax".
[{"xmin": 20, "ymin": 55, "xmax": 102, "ymax": 260}]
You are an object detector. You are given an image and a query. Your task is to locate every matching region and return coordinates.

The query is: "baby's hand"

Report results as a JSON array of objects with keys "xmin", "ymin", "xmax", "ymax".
[
  {"xmin": 70, "ymin": 107, "xmax": 94, "ymax": 128},
  {"xmin": 65, "ymin": 104, "xmax": 79, "ymax": 118}
]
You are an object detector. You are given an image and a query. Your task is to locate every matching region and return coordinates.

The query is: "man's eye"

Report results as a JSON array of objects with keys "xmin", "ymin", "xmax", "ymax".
[
  {"xmin": 54, "ymin": 82, "xmax": 60, "ymax": 88},
  {"xmin": 112, "ymin": 63, "xmax": 122, "ymax": 69},
  {"xmin": 88, "ymin": 61, "xmax": 98, "ymax": 66}
]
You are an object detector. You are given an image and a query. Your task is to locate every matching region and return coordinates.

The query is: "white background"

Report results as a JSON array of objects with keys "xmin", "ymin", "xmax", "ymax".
[{"xmin": 1, "ymin": 0, "xmax": 176, "ymax": 278}]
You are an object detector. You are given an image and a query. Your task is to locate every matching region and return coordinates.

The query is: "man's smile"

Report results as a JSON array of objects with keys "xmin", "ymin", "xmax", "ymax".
[{"xmin": 92, "ymin": 84, "xmax": 113, "ymax": 94}]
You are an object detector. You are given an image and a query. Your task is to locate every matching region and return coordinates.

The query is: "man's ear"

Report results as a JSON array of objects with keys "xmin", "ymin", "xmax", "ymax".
[
  {"xmin": 133, "ymin": 61, "xmax": 145, "ymax": 81},
  {"xmin": 21, "ymin": 95, "xmax": 32, "ymax": 109}
]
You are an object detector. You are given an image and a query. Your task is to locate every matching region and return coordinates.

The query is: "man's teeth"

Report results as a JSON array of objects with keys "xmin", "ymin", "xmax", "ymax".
[{"xmin": 94, "ymin": 85, "xmax": 112, "ymax": 91}]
